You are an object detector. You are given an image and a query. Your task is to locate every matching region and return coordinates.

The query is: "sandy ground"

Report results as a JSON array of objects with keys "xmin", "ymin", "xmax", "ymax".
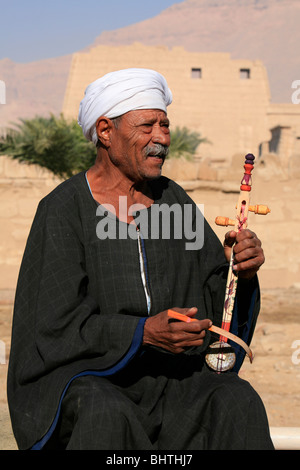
[{"xmin": 0, "ymin": 287, "xmax": 300, "ymax": 450}]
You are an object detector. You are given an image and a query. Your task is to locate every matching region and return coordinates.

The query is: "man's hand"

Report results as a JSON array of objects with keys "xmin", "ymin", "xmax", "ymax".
[
  {"xmin": 223, "ymin": 229, "xmax": 265, "ymax": 280},
  {"xmin": 143, "ymin": 307, "xmax": 212, "ymax": 354}
]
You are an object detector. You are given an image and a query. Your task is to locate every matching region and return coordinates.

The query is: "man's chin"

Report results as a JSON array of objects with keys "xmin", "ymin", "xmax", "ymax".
[{"xmin": 143, "ymin": 168, "xmax": 163, "ymax": 181}]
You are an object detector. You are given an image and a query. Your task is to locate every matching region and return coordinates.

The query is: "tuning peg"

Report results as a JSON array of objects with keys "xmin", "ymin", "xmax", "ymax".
[
  {"xmin": 248, "ymin": 204, "xmax": 271, "ymax": 215},
  {"xmin": 215, "ymin": 216, "xmax": 235, "ymax": 227}
]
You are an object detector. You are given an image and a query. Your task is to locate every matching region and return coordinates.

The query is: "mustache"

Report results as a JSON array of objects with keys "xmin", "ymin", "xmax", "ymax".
[{"xmin": 144, "ymin": 143, "xmax": 169, "ymax": 158}]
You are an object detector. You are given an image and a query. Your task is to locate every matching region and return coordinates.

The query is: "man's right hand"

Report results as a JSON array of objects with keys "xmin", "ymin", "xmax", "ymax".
[{"xmin": 142, "ymin": 307, "xmax": 212, "ymax": 354}]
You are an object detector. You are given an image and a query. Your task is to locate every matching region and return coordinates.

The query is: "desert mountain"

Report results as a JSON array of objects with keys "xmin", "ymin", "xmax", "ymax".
[
  {"xmin": 0, "ymin": 55, "xmax": 72, "ymax": 132},
  {"xmin": 0, "ymin": 0, "xmax": 299, "ymax": 130},
  {"xmin": 90, "ymin": 0, "xmax": 300, "ymax": 105}
]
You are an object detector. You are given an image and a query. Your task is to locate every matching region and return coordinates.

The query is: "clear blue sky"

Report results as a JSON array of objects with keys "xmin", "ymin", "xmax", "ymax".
[{"xmin": 0, "ymin": 0, "xmax": 178, "ymax": 63}]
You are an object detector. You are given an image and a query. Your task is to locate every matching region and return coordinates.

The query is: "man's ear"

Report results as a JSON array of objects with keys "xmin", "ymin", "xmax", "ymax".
[{"xmin": 95, "ymin": 117, "xmax": 114, "ymax": 147}]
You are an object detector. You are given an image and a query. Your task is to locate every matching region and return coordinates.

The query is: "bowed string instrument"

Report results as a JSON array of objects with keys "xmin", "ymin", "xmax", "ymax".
[{"xmin": 168, "ymin": 153, "xmax": 270, "ymax": 373}]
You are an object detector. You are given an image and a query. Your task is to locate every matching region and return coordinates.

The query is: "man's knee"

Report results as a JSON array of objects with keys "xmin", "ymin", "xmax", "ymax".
[
  {"xmin": 209, "ymin": 374, "xmax": 263, "ymax": 414},
  {"xmin": 63, "ymin": 375, "xmax": 132, "ymax": 423}
]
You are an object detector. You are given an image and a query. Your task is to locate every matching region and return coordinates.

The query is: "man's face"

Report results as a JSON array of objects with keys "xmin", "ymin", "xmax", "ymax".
[{"xmin": 108, "ymin": 109, "xmax": 170, "ymax": 182}]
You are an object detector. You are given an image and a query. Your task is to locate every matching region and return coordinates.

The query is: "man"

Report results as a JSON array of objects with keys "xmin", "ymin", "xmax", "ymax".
[{"xmin": 7, "ymin": 68, "xmax": 274, "ymax": 450}]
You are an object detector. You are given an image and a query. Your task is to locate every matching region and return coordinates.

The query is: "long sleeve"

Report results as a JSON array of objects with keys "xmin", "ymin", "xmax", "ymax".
[{"xmin": 10, "ymin": 198, "xmax": 144, "ymax": 383}]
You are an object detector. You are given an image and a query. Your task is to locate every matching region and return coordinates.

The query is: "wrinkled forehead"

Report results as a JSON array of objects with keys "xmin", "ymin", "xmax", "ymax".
[{"xmin": 119, "ymin": 109, "xmax": 169, "ymax": 123}]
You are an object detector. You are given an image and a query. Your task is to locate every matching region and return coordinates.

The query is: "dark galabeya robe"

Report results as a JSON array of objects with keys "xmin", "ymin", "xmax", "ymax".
[{"xmin": 7, "ymin": 173, "xmax": 260, "ymax": 450}]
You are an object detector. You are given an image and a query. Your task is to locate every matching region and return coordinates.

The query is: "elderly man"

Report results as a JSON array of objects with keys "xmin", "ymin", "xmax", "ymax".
[{"xmin": 7, "ymin": 68, "xmax": 274, "ymax": 450}]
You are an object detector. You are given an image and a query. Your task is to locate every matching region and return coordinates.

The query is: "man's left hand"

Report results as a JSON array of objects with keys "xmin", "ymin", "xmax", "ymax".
[{"xmin": 223, "ymin": 229, "xmax": 265, "ymax": 280}]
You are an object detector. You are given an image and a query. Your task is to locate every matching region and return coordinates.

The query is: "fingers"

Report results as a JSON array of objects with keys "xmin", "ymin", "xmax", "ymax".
[
  {"xmin": 224, "ymin": 230, "xmax": 237, "ymax": 249},
  {"xmin": 166, "ymin": 317, "xmax": 212, "ymax": 353},
  {"xmin": 169, "ymin": 306, "xmax": 198, "ymax": 319},
  {"xmin": 223, "ymin": 231, "xmax": 237, "ymax": 262},
  {"xmin": 168, "ymin": 325, "xmax": 210, "ymax": 348},
  {"xmin": 230, "ymin": 229, "xmax": 265, "ymax": 279},
  {"xmin": 143, "ymin": 308, "xmax": 213, "ymax": 355},
  {"xmin": 169, "ymin": 316, "xmax": 212, "ymax": 333}
]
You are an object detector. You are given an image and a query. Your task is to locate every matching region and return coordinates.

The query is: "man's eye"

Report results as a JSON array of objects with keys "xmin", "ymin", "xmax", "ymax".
[
  {"xmin": 161, "ymin": 121, "xmax": 170, "ymax": 128},
  {"xmin": 141, "ymin": 124, "xmax": 153, "ymax": 132}
]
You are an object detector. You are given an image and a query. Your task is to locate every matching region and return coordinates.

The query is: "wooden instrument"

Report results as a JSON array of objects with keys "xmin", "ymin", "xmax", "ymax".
[
  {"xmin": 167, "ymin": 154, "xmax": 270, "ymax": 372},
  {"xmin": 205, "ymin": 153, "xmax": 270, "ymax": 372}
]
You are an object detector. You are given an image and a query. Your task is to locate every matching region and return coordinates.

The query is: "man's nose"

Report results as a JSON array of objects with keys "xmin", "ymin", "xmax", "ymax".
[{"xmin": 152, "ymin": 125, "xmax": 170, "ymax": 146}]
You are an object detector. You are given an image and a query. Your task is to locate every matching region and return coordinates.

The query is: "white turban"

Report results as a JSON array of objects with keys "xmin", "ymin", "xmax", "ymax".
[{"xmin": 78, "ymin": 68, "xmax": 173, "ymax": 145}]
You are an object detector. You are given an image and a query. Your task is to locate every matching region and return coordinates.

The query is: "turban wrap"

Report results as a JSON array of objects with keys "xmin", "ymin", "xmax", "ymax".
[{"xmin": 78, "ymin": 68, "xmax": 173, "ymax": 145}]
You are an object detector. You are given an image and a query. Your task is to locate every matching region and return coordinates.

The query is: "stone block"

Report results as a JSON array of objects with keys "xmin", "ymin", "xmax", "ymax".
[
  {"xmin": 197, "ymin": 159, "xmax": 218, "ymax": 181},
  {"xmin": 0, "ymin": 201, "xmax": 18, "ymax": 218},
  {"xmin": 17, "ymin": 198, "xmax": 39, "ymax": 218},
  {"xmin": 289, "ymin": 154, "xmax": 300, "ymax": 179},
  {"xmin": 11, "ymin": 229, "xmax": 30, "ymax": 242},
  {"xmin": 162, "ymin": 157, "xmax": 199, "ymax": 181}
]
